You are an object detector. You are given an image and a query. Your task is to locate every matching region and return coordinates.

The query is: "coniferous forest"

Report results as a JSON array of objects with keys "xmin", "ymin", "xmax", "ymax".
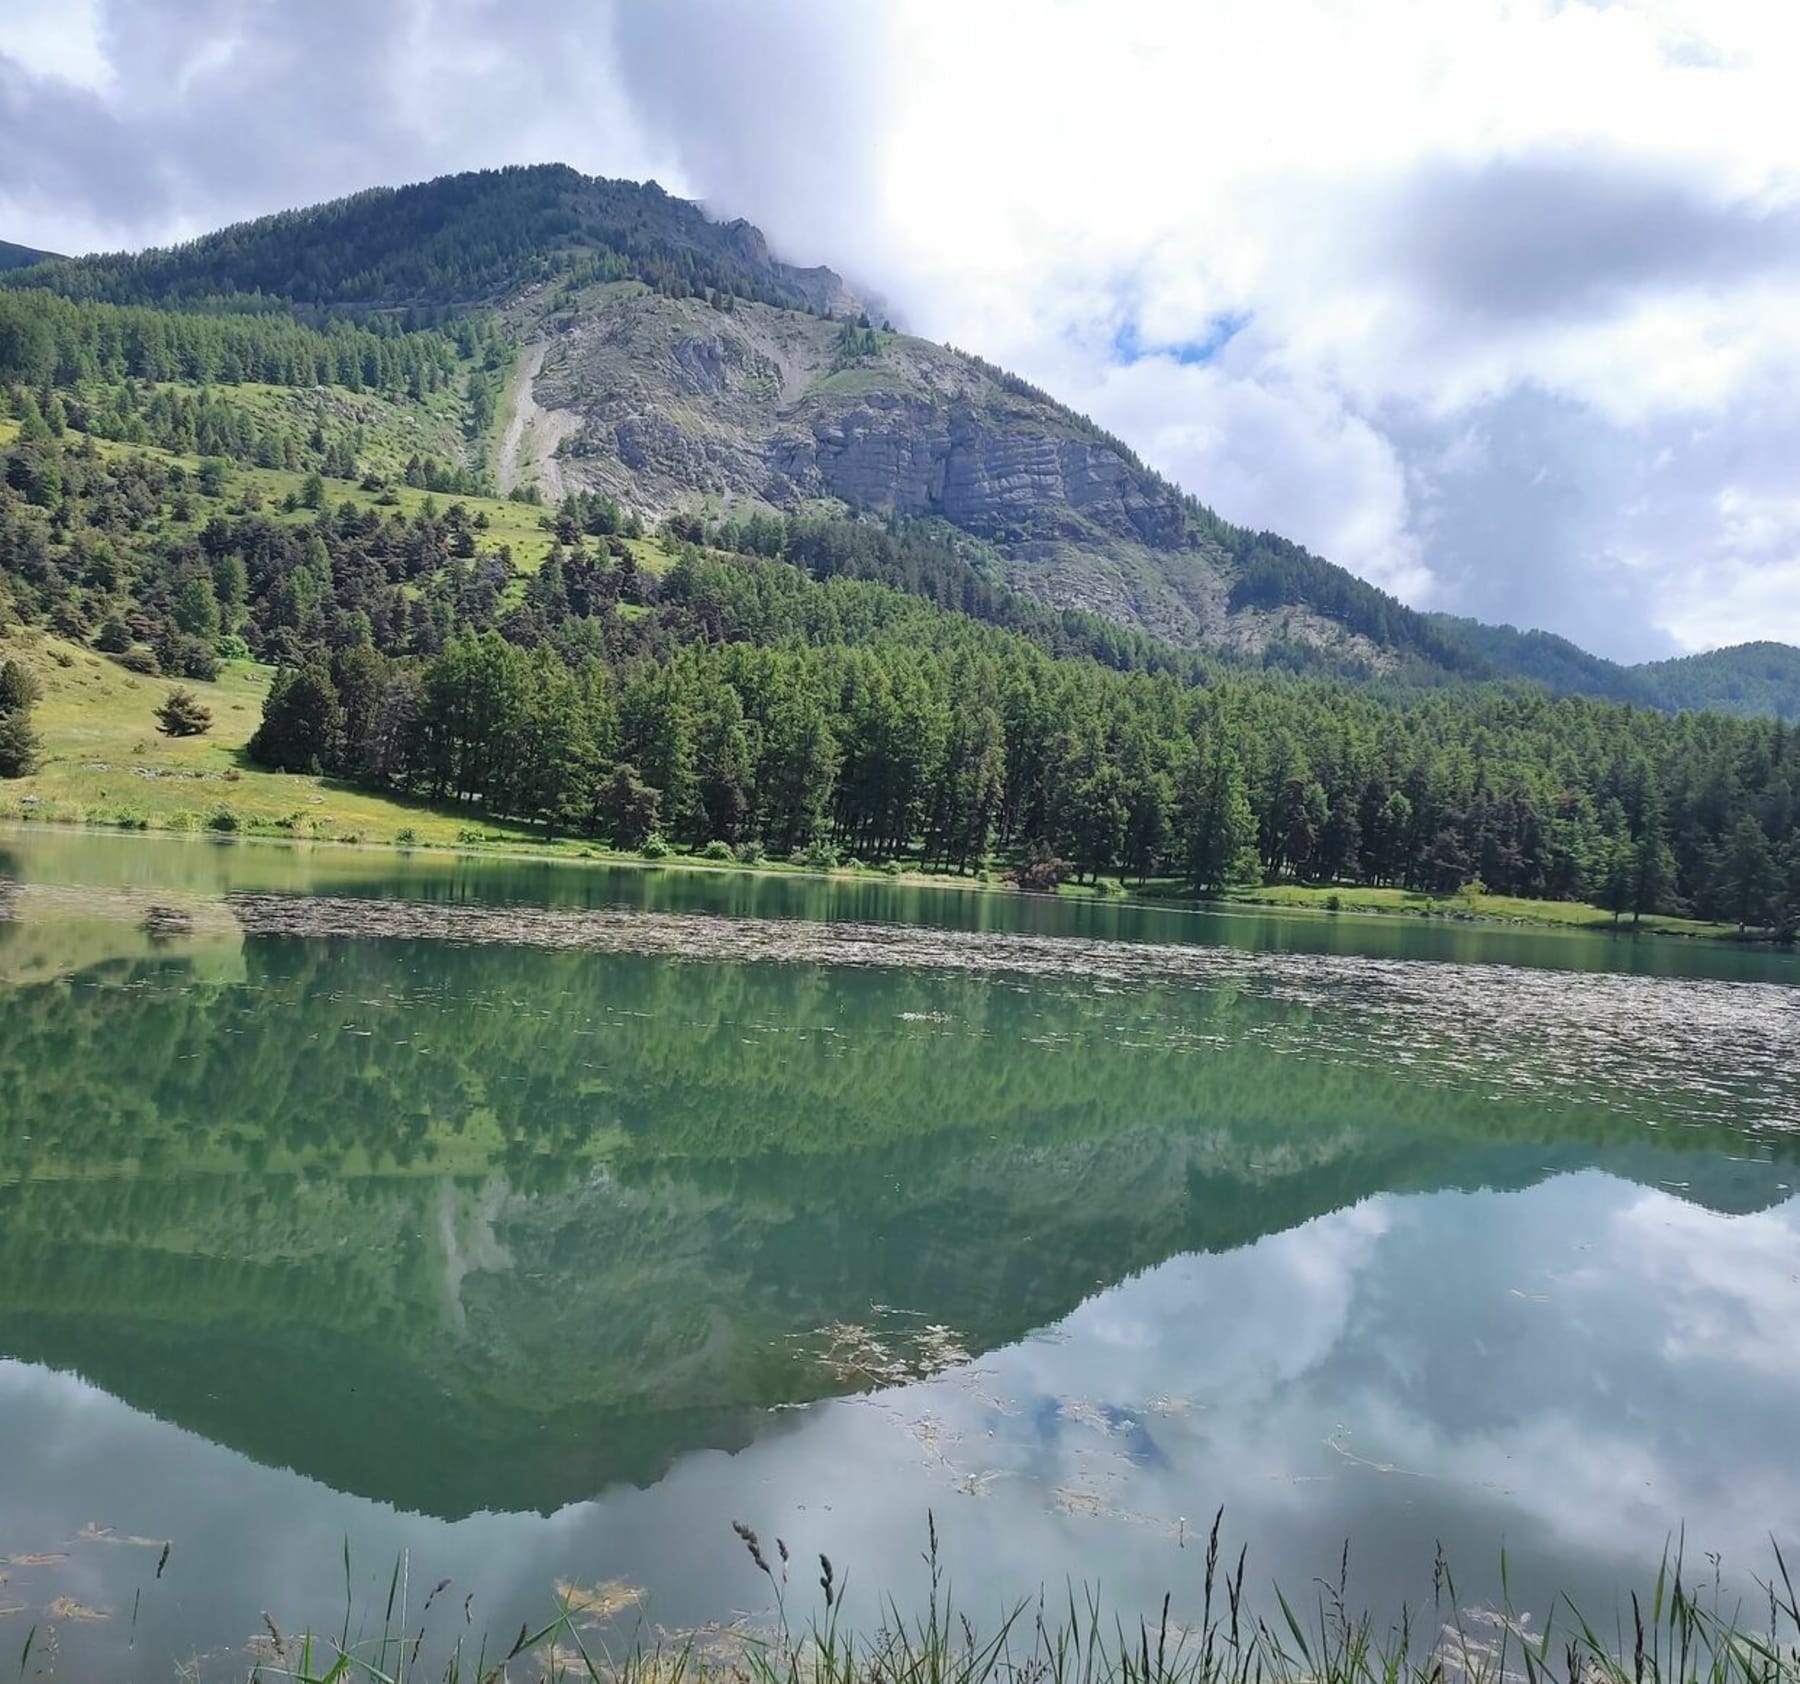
[{"xmin": 3, "ymin": 409, "xmax": 1798, "ymax": 932}]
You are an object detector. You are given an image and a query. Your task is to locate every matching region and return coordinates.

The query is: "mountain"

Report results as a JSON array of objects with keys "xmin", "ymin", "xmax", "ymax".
[
  {"xmin": 5, "ymin": 163, "xmax": 1795, "ymax": 701},
  {"xmin": 3, "ymin": 166, "xmax": 1474, "ymax": 670},
  {"xmin": 1434, "ymin": 617, "xmax": 1800, "ymax": 720},
  {"xmin": 0, "ymin": 239, "xmax": 59, "ymax": 272},
  {"xmin": 5, "ymin": 163, "xmax": 858, "ymax": 315},
  {"xmin": 1635, "ymin": 641, "xmax": 1800, "ymax": 721}
]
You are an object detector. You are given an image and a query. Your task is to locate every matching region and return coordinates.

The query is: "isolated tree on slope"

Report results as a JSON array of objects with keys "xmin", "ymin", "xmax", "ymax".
[{"xmin": 156, "ymin": 686, "xmax": 213, "ymax": 738}]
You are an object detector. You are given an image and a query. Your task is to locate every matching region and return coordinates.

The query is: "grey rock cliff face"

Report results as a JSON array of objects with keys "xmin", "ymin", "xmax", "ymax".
[
  {"xmin": 538, "ymin": 294, "xmax": 1191, "ymax": 551},
  {"xmin": 771, "ymin": 395, "xmax": 1190, "ymax": 548},
  {"xmin": 526, "ymin": 288, "xmax": 1383, "ymax": 658}
]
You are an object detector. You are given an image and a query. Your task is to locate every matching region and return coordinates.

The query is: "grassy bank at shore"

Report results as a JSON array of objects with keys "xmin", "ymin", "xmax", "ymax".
[
  {"xmin": 0, "ymin": 626, "xmax": 1754, "ymax": 941},
  {"xmin": 1214, "ymin": 880, "xmax": 1738, "ymax": 938}
]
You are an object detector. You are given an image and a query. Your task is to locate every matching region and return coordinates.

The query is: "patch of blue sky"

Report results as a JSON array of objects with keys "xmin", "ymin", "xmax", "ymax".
[{"xmin": 1110, "ymin": 311, "xmax": 1249, "ymax": 367}]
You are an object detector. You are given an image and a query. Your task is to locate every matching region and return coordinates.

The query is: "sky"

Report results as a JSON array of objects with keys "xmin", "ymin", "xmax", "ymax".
[{"xmin": 4, "ymin": 0, "xmax": 1800, "ymax": 660}]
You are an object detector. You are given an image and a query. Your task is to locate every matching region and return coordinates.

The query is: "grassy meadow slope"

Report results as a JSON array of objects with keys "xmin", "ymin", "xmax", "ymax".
[
  {"xmin": 0, "ymin": 630, "xmax": 508, "ymax": 844},
  {"xmin": 0, "ymin": 414, "xmax": 661, "ymax": 848},
  {"xmin": 0, "ymin": 409, "xmax": 667, "ymax": 592}
]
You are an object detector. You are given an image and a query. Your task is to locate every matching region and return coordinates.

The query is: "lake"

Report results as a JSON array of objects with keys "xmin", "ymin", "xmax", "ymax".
[{"xmin": 2, "ymin": 825, "xmax": 1798, "ymax": 1680}]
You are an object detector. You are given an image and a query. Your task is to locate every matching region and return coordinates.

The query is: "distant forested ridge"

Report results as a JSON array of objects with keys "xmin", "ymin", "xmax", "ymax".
[
  {"xmin": 1636, "ymin": 642, "xmax": 1800, "ymax": 721},
  {"xmin": 1433, "ymin": 616, "xmax": 1800, "ymax": 722},
  {"xmin": 0, "ymin": 240, "xmax": 59, "ymax": 273},
  {"xmin": 1, "ymin": 164, "xmax": 851, "ymax": 315}
]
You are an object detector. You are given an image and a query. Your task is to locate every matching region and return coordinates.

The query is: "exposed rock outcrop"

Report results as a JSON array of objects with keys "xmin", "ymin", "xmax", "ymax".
[{"xmin": 525, "ymin": 286, "xmax": 1379, "ymax": 659}]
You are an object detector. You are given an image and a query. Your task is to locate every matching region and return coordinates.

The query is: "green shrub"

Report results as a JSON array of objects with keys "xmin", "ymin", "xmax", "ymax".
[
  {"xmin": 735, "ymin": 840, "xmax": 764, "ymax": 865},
  {"xmin": 640, "ymin": 832, "xmax": 670, "ymax": 860},
  {"xmin": 160, "ymin": 633, "xmax": 219, "ymax": 682},
  {"xmin": 804, "ymin": 839, "xmax": 839, "ymax": 871},
  {"xmin": 395, "ymin": 827, "xmax": 419, "ymax": 847},
  {"xmin": 701, "ymin": 839, "xmax": 735, "ymax": 861},
  {"xmin": 206, "ymin": 807, "xmax": 240, "ymax": 833},
  {"xmin": 883, "ymin": 859, "xmax": 902, "ymax": 876}
]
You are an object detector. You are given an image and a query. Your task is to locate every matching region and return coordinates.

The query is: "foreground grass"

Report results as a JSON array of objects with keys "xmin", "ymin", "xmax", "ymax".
[{"xmin": 219, "ymin": 1520, "xmax": 1800, "ymax": 1684}]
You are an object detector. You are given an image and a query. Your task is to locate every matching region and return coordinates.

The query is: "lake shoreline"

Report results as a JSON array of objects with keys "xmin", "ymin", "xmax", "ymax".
[
  {"xmin": 0, "ymin": 630, "xmax": 1776, "ymax": 949},
  {"xmin": 0, "ymin": 813, "xmax": 1771, "ymax": 946}
]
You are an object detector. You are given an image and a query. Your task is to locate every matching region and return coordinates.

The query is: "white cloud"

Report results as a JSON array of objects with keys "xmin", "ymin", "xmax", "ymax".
[
  {"xmin": 6, "ymin": 0, "xmax": 1800, "ymax": 656},
  {"xmin": 2, "ymin": 0, "xmax": 109, "ymax": 91},
  {"xmin": 729, "ymin": 0, "xmax": 1800, "ymax": 655}
]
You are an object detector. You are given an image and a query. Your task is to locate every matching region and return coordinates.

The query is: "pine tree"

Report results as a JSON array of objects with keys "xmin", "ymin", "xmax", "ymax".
[
  {"xmin": 1177, "ymin": 737, "xmax": 1260, "ymax": 893},
  {"xmin": 1718, "ymin": 815, "xmax": 1777, "ymax": 931},
  {"xmin": 155, "ymin": 686, "xmax": 213, "ymax": 737},
  {"xmin": 0, "ymin": 710, "xmax": 40, "ymax": 778},
  {"xmin": 1630, "ymin": 785, "xmax": 1678, "ymax": 926},
  {"xmin": 249, "ymin": 664, "xmax": 343, "ymax": 772}
]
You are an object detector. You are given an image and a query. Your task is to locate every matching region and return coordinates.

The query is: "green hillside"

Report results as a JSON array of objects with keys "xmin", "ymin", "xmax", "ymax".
[
  {"xmin": 0, "ymin": 238, "xmax": 59, "ymax": 272},
  {"xmin": 1434, "ymin": 615, "xmax": 1800, "ymax": 721},
  {"xmin": 1, "ymin": 162, "xmax": 855, "ymax": 314},
  {"xmin": 1637, "ymin": 640, "xmax": 1800, "ymax": 720}
]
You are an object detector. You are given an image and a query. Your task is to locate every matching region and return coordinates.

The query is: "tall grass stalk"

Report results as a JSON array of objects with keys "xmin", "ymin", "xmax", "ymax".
[{"xmin": 252, "ymin": 1516, "xmax": 1799, "ymax": 1684}]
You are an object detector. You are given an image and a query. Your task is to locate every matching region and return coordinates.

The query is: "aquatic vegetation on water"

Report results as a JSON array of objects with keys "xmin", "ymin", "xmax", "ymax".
[
  {"xmin": 11, "ymin": 880, "xmax": 1800, "ymax": 1139},
  {"xmin": 800, "ymin": 1317, "xmax": 973, "ymax": 1390}
]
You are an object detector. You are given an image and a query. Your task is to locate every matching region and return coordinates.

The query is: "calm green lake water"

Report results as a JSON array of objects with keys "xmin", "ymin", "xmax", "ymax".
[{"xmin": 2, "ymin": 825, "xmax": 1798, "ymax": 1678}]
